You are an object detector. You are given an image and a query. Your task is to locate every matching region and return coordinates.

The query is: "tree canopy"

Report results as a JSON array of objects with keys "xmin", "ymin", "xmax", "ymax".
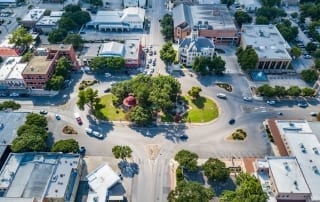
[
  {"xmin": 276, "ymin": 20, "xmax": 298, "ymax": 42},
  {"xmin": 168, "ymin": 181, "xmax": 215, "ymax": 202},
  {"xmin": 188, "ymin": 86, "xmax": 202, "ymax": 99},
  {"xmin": 51, "ymin": 139, "xmax": 79, "ymax": 153},
  {"xmin": 77, "ymin": 87, "xmax": 100, "ymax": 112},
  {"xmin": 301, "ymin": 69, "xmax": 319, "ymax": 83},
  {"xmin": 236, "ymin": 47, "xmax": 258, "ymax": 71},
  {"xmin": 0, "ymin": 100, "xmax": 20, "ymax": 110},
  {"xmin": 202, "ymin": 158, "xmax": 230, "ymax": 182},
  {"xmin": 234, "ymin": 11, "xmax": 252, "ymax": 26},
  {"xmin": 174, "ymin": 150, "xmax": 199, "ymax": 172},
  {"xmin": 257, "ymin": 84, "xmax": 315, "ymax": 97},
  {"xmin": 192, "ymin": 56, "xmax": 226, "ymax": 75},
  {"xmin": 256, "ymin": 6, "xmax": 286, "ymax": 23},
  {"xmin": 46, "ymin": 75, "xmax": 64, "ymax": 90},
  {"xmin": 89, "ymin": 57, "xmax": 125, "ymax": 72},
  {"xmin": 160, "ymin": 14, "xmax": 174, "ymax": 41},
  {"xmin": 128, "ymin": 106, "xmax": 152, "ymax": 126},
  {"xmin": 48, "ymin": 28, "xmax": 68, "ymax": 44},
  {"xmin": 9, "ymin": 27, "xmax": 33, "ymax": 48},
  {"xmin": 160, "ymin": 42, "xmax": 176, "ymax": 65},
  {"xmin": 25, "ymin": 113, "xmax": 48, "ymax": 128},
  {"xmin": 63, "ymin": 34, "xmax": 84, "ymax": 50},
  {"xmin": 291, "ymin": 46, "xmax": 302, "ymax": 59},
  {"xmin": 112, "ymin": 145, "xmax": 132, "ymax": 161}
]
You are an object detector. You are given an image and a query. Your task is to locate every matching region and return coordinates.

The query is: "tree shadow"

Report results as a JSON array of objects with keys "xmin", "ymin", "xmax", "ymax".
[
  {"xmin": 207, "ymin": 176, "xmax": 237, "ymax": 196},
  {"xmin": 191, "ymin": 96, "xmax": 205, "ymax": 109},
  {"xmin": 87, "ymin": 114, "xmax": 115, "ymax": 137},
  {"xmin": 118, "ymin": 161, "xmax": 139, "ymax": 178},
  {"xmin": 93, "ymin": 103, "xmax": 108, "ymax": 121},
  {"xmin": 184, "ymin": 169, "xmax": 205, "ymax": 185},
  {"xmin": 46, "ymin": 131, "xmax": 54, "ymax": 150}
]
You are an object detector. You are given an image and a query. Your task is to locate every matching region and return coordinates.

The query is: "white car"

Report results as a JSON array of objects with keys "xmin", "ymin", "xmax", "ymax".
[
  {"xmin": 85, "ymin": 128, "xmax": 93, "ymax": 134},
  {"xmin": 267, "ymin": 100, "xmax": 276, "ymax": 105},
  {"xmin": 304, "ymin": 54, "xmax": 312, "ymax": 59},
  {"xmin": 105, "ymin": 73, "xmax": 112, "ymax": 78},
  {"xmin": 243, "ymin": 96, "xmax": 252, "ymax": 101},
  {"xmin": 216, "ymin": 93, "xmax": 227, "ymax": 99},
  {"xmin": 310, "ymin": 112, "xmax": 317, "ymax": 116},
  {"xmin": 92, "ymin": 131, "xmax": 104, "ymax": 139}
]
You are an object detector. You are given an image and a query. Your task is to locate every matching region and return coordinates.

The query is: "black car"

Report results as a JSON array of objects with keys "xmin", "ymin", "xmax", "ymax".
[
  {"xmin": 79, "ymin": 146, "xmax": 86, "ymax": 156},
  {"xmin": 229, "ymin": 119, "xmax": 235, "ymax": 125},
  {"xmin": 104, "ymin": 88, "xmax": 111, "ymax": 93}
]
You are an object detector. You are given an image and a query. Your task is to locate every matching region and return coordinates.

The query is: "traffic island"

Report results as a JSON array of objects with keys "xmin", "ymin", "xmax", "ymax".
[
  {"xmin": 62, "ymin": 125, "xmax": 78, "ymax": 135},
  {"xmin": 216, "ymin": 82, "xmax": 232, "ymax": 92},
  {"xmin": 227, "ymin": 129, "xmax": 247, "ymax": 141}
]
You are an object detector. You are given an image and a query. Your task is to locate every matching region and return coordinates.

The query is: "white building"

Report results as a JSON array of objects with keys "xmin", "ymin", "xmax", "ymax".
[
  {"xmin": 178, "ymin": 29, "xmax": 215, "ymax": 66},
  {"xmin": 0, "ymin": 0, "xmax": 16, "ymax": 8},
  {"xmin": 237, "ymin": 0, "xmax": 261, "ymax": 13},
  {"xmin": 86, "ymin": 163, "xmax": 121, "ymax": 202},
  {"xmin": 0, "ymin": 57, "xmax": 27, "ymax": 90},
  {"xmin": 86, "ymin": 7, "xmax": 145, "ymax": 32},
  {"xmin": 35, "ymin": 11, "xmax": 63, "ymax": 33},
  {"xmin": 123, "ymin": 0, "xmax": 146, "ymax": 8},
  {"xmin": 21, "ymin": 8, "xmax": 46, "ymax": 28},
  {"xmin": 241, "ymin": 25, "xmax": 292, "ymax": 72},
  {"xmin": 98, "ymin": 41, "xmax": 125, "ymax": 57}
]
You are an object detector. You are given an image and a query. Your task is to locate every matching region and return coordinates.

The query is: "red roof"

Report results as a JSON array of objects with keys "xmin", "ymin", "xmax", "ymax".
[
  {"xmin": 0, "ymin": 48, "xmax": 20, "ymax": 57},
  {"xmin": 123, "ymin": 95, "xmax": 137, "ymax": 107}
]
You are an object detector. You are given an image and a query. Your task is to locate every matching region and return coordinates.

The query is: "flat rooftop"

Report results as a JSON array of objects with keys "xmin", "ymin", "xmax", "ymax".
[
  {"xmin": 0, "ymin": 153, "xmax": 81, "ymax": 201},
  {"xmin": 238, "ymin": 0, "xmax": 261, "ymax": 9},
  {"xmin": 173, "ymin": 4, "xmax": 236, "ymax": 30},
  {"xmin": 124, "ymin": 39, "xmax": 140, "ymax": 60},
  {"xmin": 275, "ymin": 120, "xmax": 313, "ymax": 135},
  {"xmin": 23, "ymin": 56, "xmax": 52, "ymax": 75},
  {"xmin": 36, "ymin": 16, "xmax": 60, "ymax": 26},
  {"xmin": 284, "ymin": 133, "xmax": 320, "ymax": 201},
  {"xmin": 0, "ymin": 112, "xmax": 27, "ymax": 145},
  {"xmin": 22, "ymin": 8, "xmax": 45, "ymax": 22},
  {"xmin": 267, "ymin": 157, "xmax": 310, "ymax": 194},
  {"xmin": 41, "ymin": 44, "xmax": 72, "ymax": 51},
  {"xmin": 0, "ymin": 57, "xmax": 23, "ymax": 80},
  {"xmin": 241, "ymin": 25, "xmax": 292, "ymax": 60}
]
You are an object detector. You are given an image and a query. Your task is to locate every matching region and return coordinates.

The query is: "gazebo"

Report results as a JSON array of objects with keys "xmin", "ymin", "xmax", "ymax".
[{"xmin": 123, "ymin": 95, "xmax": 137, "ymax": 110}]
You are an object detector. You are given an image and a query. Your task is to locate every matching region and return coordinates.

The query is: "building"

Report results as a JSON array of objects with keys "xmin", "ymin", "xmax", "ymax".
[
  {"xmin": 98, "ymin": 42, "xmax": 125, "ymax": 57},
  {"xmin": 240, "ymin": 25, "xmax": 292, "ymax": 72},
  {"xmin": 0, "ymin": 57, "xmax": 27, "ymax": 90},
  {"xmin": 178, "ymin": 29, "xmax": 215, "ymax": 66},
  {"xmin": 124, "ymin": 39, "xmax": 142, "ymax": 67},
  {"xmin": 123, "ymin": 0, "xmax": 146, "ymax": 8},
  {"xmin": 0, "ymin": 153, "xmax": 82, "ymax": 202},
  {"xmin": 170, "ymin": 0, "xmax": 196, "ymax": 6},
  {"xmin": 262, "ymin": 119, "xmax": 320, "ymax": 201},
  {"xmin": 237, "ymin": 0, "xmax": 261, "ymax": 13},
  {"xmin": 21, "ymin": 8, "xmax": 46, "ymax": 28},
  {"xmin": 172, "ymin": 4, "xmax": 238, "ymax": 45},
  {"xmin": 22, "ymin": 44, "xmax": 78, "ymax": 89},
  {"xmin": 86, "ymin": 7, "xmax": 145, "ymax": 32},
  {"xmin": 281, "ymin": 0, "xmax": 300, "ymax": 6},
  {"xmin": 256, "ymin": 157, "xmax": 312, "ymax": 202},
  {"xmin": 87, "ymin": 163, "xmax": 121, "ymax": 202},
  {"xmin": 0, "ymin": 0, "xmax": 16, "ymax": 8},
  {"xmin": 35, "ymin": 11, "xmax": 63, "ymax": 33}
]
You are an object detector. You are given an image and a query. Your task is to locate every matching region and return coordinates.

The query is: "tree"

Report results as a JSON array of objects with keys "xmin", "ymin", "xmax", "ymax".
[
  {"xmin": 256, "ymin": 6, "xmax": 286, "ymax": 22},
  {"xmin": 315, "ymin": 59, "xmax": 320, "ymax": 69},
  {"xmin": 174, "ymin": 150, "xmax": 199, "ymax": 172},
  {"xmin": 220, "ymin": 173, "xmax": 267, "ymax": 202},
  {"xmin": 220, "ymin": 0, "xmax": 235, "ymax": 7},
  {"xmin": 209, "ymin": 55, "xmax": 226, "ymax": 74},
  {"xmin": 90, "ymin": 0, "xmax": 103, "ymax": 7},
  {"xmin": 192, "ymin": 56, "xmax": 209, "ymax": 75},
  {"xmin": 286, "ymin": 86, "xmax": 302, "ymax": 96},
  {"xmin": 255, "ymin": 16, "xmax": 269, "ymax": 25},
  {"xmin": 314, "ymin": 49, "xmax": 320, "ymax": 59},
  {"xmin": 261, "ymin": 0, "xmax": 280, "ymax": 6},
  {"xmin": 302, "ymin": 87, "xmax": 315, "ymax": 96},
  {"xmin": 0, "ymin": 100, "xmax": 21, "ymax": 110},
  {"xmin": 167, "ymin": 181, "xmax": 215, "ymax": 202},
  {"xmin": 306, "ymin": 42, "xmax": 317, "ymax": 53},
  {"xmin": 64, "ymin": 4, "xmax": 81, "ymax": 12},
  {"xmin": 11, "ymin": 134, "xmax": 47, "ymax": 152},
  {"xmin": 276, "ymin": 20, "xmax": 298, "ymax": 42},
  {"xmin": 51, "ymin": 139, "xmax": 79, "ymax": 153},
  {"xmin": 160, "ymin": 14, "xmax": 173, "ymax": 41},
  {"xmin": 274, "ymin": 85, "xmax": 287, "ymax": 97},
  {"xmin": 112, "ymin": 145, "xmax": 132, "ymax": 161},
  {"xmin": 106, "ymin": 57, "xmax": 125, "ymax": 71},
  {"xmin": 21, "ymin": 51, "xmax": 33, "ymax": 62},
  {"xmin": 236, "ymin": 47, "xmax": 258, "ymax": 71},
  {"xmin": 48, "ymin": 28, "xmax": 67, "ymax": 44},
  {"xmin": 89, "ymin": 57, "xmax": 107, "ymax": 71},
  {"xmin": 46, "ymin": 75, "xmax": 64, "ymax": 90},
  {"xmin": 257, "ymin": 84, "xmax": 275, "ymax": 97},
  {"xmin": 188, "ymin": 86, "xmax": 202, "ymax": 99},
  {"xmin": 17, "ymin": 124, "xmax": 47, "ymax": 140},
  {"xmin": 55, "ymin": 57, "xmax": 72, "ymax": 78},
  {"xmin": 128, "ymin": 106, "xmax": 152, "ymax": 126},
  {"xmin": 290, "ymin": 12, "xmax": 298, "ymax": 19},
  {"xmin": 160, "ymin": 42, "xmax": 176, "ymax": 65},
  {"xmin": 9, "ymin": 27, "xmax": 33, "ymax": 49},
  {"xmin": 77, "ymin": 87, "xmax": 100, "ymax": 112},
  {"xmin": 291, "ymin": 46, "xmax": 302, "ymax": 59},
  {"xmin": 25, "ymin": 113, "xmax": 48, "ymax": 128},
  {"xmin": 58, "ymin": 17, "xmax": 78, "ymax": 31},
  {"xmin": 202, "ymin": 158, "xmax": 229, "ymax": 182},
  {"xmin": 234, "ymin": 11, "xmax": 252, "ymax": 26},
  {"xmin": 301, "ymin": 69, "xmax": 319, "ymax": 83}
]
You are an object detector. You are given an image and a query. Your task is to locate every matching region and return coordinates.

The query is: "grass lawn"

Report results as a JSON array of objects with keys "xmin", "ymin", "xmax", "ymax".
[
  {"xmin": 95, "ymin": 94, "xmax": 126, "ymax": 121},
  {"xmin": 182, "ymin": 95, "xmax": 219, "ymax": 123}
]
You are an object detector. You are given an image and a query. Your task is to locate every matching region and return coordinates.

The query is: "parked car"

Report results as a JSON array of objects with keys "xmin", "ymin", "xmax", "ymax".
[
  {"xmin": 92, "ymin": 131, "xmax": 104, "ymax": 139},
  {"xmin": 267, "ymin": 100, "xmax": 276, "ymax": 105},
  {"xmin": 85, "ymin": 127, "xmax": 93, "ymax": 134},
  {"xmin": 217, "ymin": 93, "xmax": 227, "ymax": 99},
  {"xmin": 177, "ymin": 134, "xmax": 188, "ymax": 140},
  {"xmin": 40, "ymin": 110, "xmax": 48, "ymax": 115},
  {"xmin": 304, "ymin": 54, "xmax": 312, "ymax": 59},
  {"xmin": 243, "ymin": 96, "xmax": 252, "ymax": 101},
  {"xmin": 229, "ymin": 118, "xmax": 235, "ymax": 125},
  {"xmin": 104, "ymin": 88, "xmax": 111, "ymax": 93},
  {"xmin": 79, "ymin": 146, "xmax": 86, "ymax": 156},
  {"xmin": 55, "ymin": 114, "xmax": 61, "ymax": 120},
  {"xmin": 74, "ymin": 113, "xmax": 82, "ymax": 125},
  {"xmin": 298, "ymin": 102, "xmax": 308, "ymax": 108},
  {"xmin": 310, "ymin": 112, "xmax": 317, "ymax": 116}
]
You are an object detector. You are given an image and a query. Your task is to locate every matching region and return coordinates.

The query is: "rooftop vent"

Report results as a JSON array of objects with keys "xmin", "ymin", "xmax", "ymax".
[
  {"xmin": 313, "ymin": 147, "xmax": 319, "ymax": 155},
  {"xmin": 283, "ymin": 162, "xmax": 289, "ymax": 171},
  {"xmin": 289, "ymin": 122, "xmax": 294, "ymax": 127},
  {"xmin": 312, "ymin": 166, "xmax": 319, "ymax": 174}
]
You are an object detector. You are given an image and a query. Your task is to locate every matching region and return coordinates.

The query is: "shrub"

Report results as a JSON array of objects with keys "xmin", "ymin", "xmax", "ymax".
[{"xmin": 176, "ymin": 166, "xmax": 184, "ymax": 183}]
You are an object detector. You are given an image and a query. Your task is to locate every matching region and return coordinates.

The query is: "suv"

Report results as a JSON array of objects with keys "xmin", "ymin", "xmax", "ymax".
[{"xmin": 216, "ymin": 93, "xmax": 227, "ymax": 99}]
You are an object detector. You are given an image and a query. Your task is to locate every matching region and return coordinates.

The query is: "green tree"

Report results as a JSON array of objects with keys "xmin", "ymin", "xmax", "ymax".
[
  {"xmin": 9, "ymin": 27, "xmax": 33, "ymax": 49},
  {"xmin": 192, "ymin": 56, "xmax": 209, "ymax": 75},
  {"xmin": 306, "ymin": 42, "xmax": 317, "ymax": 53},
  {"xmin": 174, "ymin": 150, "xmax": 199, "ymax": 172},
  {"xmin": 17, "ymin": 124, "xmax": 47, "ymax": 139},
  {"xmin": 274, "ymin": 85, "xmax": 287, "ymax": 97},
  {"xmin": 106, "ymin": 57, "xmax": 125, "ymax": 71},
  {"xmin": 188, "ymin": 86, "xmax": 202, "ymax": 99},
  {"xmin": 48, "ymin": 28, "xmax": 67, "ymax": 43},
  {"xmin": 128, "ymin": 106, "xmax": 152, "ymax": 126},
  {"xmin": 302, "ymin": 87, "xmax": 316, "ymax": 96},
  {"xmin": 236, "ymin": 47, "xmax": 258, "ymax": 71},
  {"xmin": 0, "ymin": 100, "xmax": 21, "ymax": 110},
  {"xmin": 55, "ymin": 56, "xmax": 72, "ymax": 78},
  {"xmin": 220, "ymin": 173, "xmax": 267, "ymax": 202},
  {"xmin": 220, "ymin": 0, "xmax": 235, "ymax": 7},
  {"xmin": 160, "ymin": 14, "xmax": 174, "ymax": 41},
  {"xmin": 46, "ymin": 75, "xmax": 64, "ymax": 90},
  {"xmin": 77, "ymin": 87, "xmax": 100, "ymax": 112},
  {"xmin": 255, "ymin": 16, "xmax": 269, "ymax": 24},
  {"xmin": 290, "ymin": 12, "xmax": 298, "ymax": 19},
  {"xmin": 315, "ymin": 59, "xmax": 320, "ymax": 69},
  {"xmin": 58, "ymin": 17, "xmax": 78, "ymax": 31},
  {"xmin": 11, "ymin": 134, "xmax": 47, "ymax": 152},
  {"xmin": 261, "ymin": 0, "xmax": 280, "ymax": 6},
  {"xmin": 25, "ymin": 113, "xmax": 48, "ymax": 128},
  {"xmin": 90, "ymin": 57, "xmax": 107, "ymax": 71},
  {"xmin": 160, "ymin": 42, "xmax": 176, "ymax": 65},
  {"xmin": 276, "ymin": 20, "xmax": 298, "ymax": 42},
  {"xmin": 291, "ymin": 46, "xmax": 302, "ymax": 59},
  {"xmin": 167, "ymin": 181, "xmax": 215, "ymax": 202},
  {"xmin": 256, "ymin": 6, "xmax": 286, "ymax": 22},
  {"xmin": 314, "ymin": 49, "xmax": 320, "ymax": 59},
  {"xmin": 21, "ymin": 51, "xmax": 33, "ymax": 62},
  {"xmin": 63, "ymin": 28, "xmax": 87, "ymax": 45},
  {"xmin": 286, "ymin": 86, "xmax": 302, "ymax": 96},
  {"xmin": 234, "ymin": 11, "xmax": 252, "ymax": 26},
  {"xmin": 64, "ymin": 4, "xmax": 81, "ymax": 12},
  {"xmin": 51, "ymin": 139, "xmax": 79, "ymax": 153},
  {"xmin": 202, "ymin": 158, "xmax": 229, "ymax": 182},
  {"xmin": 301, "ymin": 69, "xmax": 319, "ymax": 83},
  {"xmin": 112, "ymin": 145, "xmax": 132, "ymax": 161},
  {"xmin": 257, "ymin": 84, "xmax": 275, "ymax": 97},
  {"xmin": 208, "ymin": 55, "xmax": 226, "ymax": 74}
]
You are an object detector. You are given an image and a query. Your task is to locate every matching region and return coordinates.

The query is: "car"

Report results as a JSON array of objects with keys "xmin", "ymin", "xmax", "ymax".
[
  {"xmin": 110, "ymin": 81, "xmax": 116, "ymax": 86},
  {"xmin": 74, "ymin": 113, "xmax": 82, "ymax": 125},
  {"xmin": 79, "ymin": 146, "xmax": 86, "ymax": 156},
  {"xmin": 92, "ymin": 131, "xmax": 104, "ymax": 139},
  {"xmin": 105, "ymin": 73, "xmax": 112, "ymax": 78},
  {"xmin": 79, "ymin": 31, "xmax": 86, "ymax": 34},
  {"xmin": 217, "ymin": 93, "xmax": 227, "ymax": 99},
  {"xmin": 149, "ymin": 45, "xmax": 152, "ymax": 49},
  {"xmin": 148, "ymin": 59, "xmax": 152, "ymax": 63},
  {"xmin": 267, "ymin": 100, "xmax": 276, "ymax": 105},
  {"xmin": 310, "ymin": 112, "xmax": 317, "ymax": 116},
  {"xmin": 177, "ymin": 134, "xmax": 188, "ymax": 140},
  {"xmin": 304, "ymin": 54, "xmax": 312, "ymax": 59},
  {"xmin": 55, "ymin": 114, "xmax": 61, "ymax": 120},
  {"xmin": 7, "ymin": 20, "xmax": 11, "ymax": 24},
  {"xmin": 243, "ymin": 96, "xmax": 252, "ymax": 101},
  {"xmin": 277, "ymin": 112, "xmax": 283, "ymax": 116},
  {"xmin": 153, "ymin": 50, "xmax": 156, "ymax": 55},
  {"xmin": 148, "ymin": 51, "xmax": 153, "ymax": 56},
  {"xmin": 118, "ymin": 173, "xmax": 123, "ymax": 180},
  {"xmin": 9, "ymin": 93, "xmax": 19, "ymax": 97},
  {"xmin": 298, "ymin": 102, "xmax": 308, "ymax": 108},
  {"xmin": 40, "ymin": 110, "xmax": 48, "ymax": 115},
  {"xmin": 85, "ymin": 127, "xmax": 93, "ymax": 134},
  {"xmin": 104, "ymin": 88, "xmax": 111, "ymax": 93},
  {"xmin": 229, "ymin": 119, "xmax": 235, "ymax": 125}
]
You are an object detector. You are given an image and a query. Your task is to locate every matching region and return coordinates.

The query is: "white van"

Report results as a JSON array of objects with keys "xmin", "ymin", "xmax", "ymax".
[{"xmin": 85, "ymin": 128, "xmax": 93, "ymax": 134}]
